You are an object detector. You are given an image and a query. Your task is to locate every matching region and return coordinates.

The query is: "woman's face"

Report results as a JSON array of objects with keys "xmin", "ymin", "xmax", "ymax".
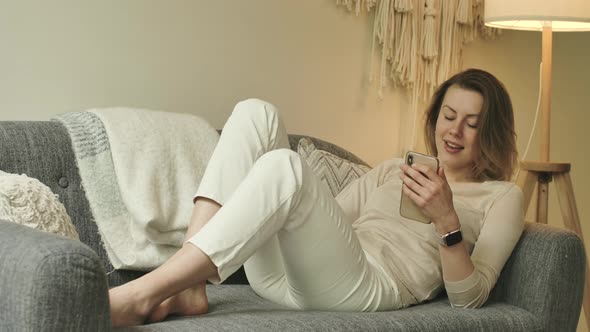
[{"xmin": 435, "ymin": 85, "xmax": 483, "ymax": 182}]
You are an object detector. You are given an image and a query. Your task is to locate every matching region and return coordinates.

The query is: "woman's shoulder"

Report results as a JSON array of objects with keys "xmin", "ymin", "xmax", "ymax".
[
  {"xmin": 382, "ymin": 157, "xmax": 404, "ymax": 166},
  {"xmin": 370, "ymin": 158, "xmax": 404, "ymax": 171},
  {"xmin": 375, "ymin": 158, "xmax": 405, "ymax": 173},
  {"xmin": 367, "ymin": 158, "xmax": 404, "ymax": 183}
]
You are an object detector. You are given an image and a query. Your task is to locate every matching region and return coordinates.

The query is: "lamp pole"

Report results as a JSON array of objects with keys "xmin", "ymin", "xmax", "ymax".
[
  {"xmin": 540, "ymin": 23, "xmax": 552, "ymax": 163},
  {"xmin": 534, "ymin": 24, "xmax": 553, "ymax": 224}
]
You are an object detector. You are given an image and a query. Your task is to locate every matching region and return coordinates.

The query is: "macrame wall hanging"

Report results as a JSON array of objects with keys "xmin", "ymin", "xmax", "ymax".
[{"xmin": 336, "ymin": 0, "xmax": 500, "ymax": 151}]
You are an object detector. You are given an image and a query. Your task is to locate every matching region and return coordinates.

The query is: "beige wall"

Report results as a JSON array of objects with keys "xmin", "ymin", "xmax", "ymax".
[
  {"xmin": 1, "ymin": 1, "xmax": 589, "ymax": 330},
  {"xmin": 0, "ymin": 0, "xmax": 407, "ymax": 166}
]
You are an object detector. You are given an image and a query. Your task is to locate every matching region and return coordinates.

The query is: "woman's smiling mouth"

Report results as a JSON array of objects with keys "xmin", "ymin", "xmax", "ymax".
[{"xmin": 444, "ymin": 140, "xmax": 464, "ymax": 153}]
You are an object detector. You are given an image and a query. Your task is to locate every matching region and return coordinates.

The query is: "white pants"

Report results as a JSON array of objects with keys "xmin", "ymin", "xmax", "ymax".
[{"xmin": 188, "ymin": 99, "xmax": 402, "ymax": 312}]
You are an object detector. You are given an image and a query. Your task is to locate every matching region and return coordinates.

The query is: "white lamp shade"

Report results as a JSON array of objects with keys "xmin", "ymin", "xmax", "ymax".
[{"xmin": 485, "ymin": 0, "xmax": 590, "ymax": 31}]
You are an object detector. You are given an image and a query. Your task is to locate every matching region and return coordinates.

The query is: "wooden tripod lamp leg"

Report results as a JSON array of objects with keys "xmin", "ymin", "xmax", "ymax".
[
  {"xmin": 516, "ymin": 167, "xmax": 539, "ymax": 223},
  {"xmin": 536, "ymin": 177, "xmax": 550, "ymax": 224}
]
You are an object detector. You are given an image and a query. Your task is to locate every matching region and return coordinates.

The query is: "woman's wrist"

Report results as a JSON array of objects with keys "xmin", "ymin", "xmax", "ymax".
[{"xmin": 433, "ymin": 212, "xmax": 461, "ymax": 236}]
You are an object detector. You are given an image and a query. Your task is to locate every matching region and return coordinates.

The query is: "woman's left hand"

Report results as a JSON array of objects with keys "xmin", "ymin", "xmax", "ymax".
[{"xmin": 399, "ymin": 163, "xmax": 457, "ymax": 228}]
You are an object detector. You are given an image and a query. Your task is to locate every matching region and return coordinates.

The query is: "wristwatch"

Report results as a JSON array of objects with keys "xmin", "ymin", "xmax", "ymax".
[{"xmin": 438, "ymin": 228, "xmax": 463, "ymax": 247}]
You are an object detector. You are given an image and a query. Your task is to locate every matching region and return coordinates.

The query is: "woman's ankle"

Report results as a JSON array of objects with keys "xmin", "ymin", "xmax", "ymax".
[{"xmin": 109, "ymin": 283, "xmax": 157, "ymax": 327}]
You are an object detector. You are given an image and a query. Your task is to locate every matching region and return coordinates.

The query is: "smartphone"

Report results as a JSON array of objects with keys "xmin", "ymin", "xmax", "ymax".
[{"xmin": 399, "ymin": 151, "xmax": 440, "ymax": 224}]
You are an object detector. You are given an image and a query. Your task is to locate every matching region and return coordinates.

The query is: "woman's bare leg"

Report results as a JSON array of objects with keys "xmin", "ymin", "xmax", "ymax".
[
  {"xmin": 109, "ymin": 197, "xmax": 220, "ymax": 327},
  {"xmin": 145, "ymin": 197, "xmax": 220, "ymax": 323}
]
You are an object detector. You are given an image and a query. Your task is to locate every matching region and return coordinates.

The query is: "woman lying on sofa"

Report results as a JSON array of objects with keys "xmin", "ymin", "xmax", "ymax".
[{"xmin": 109, "ymin": 68, "xmax": 524, "ymax": 327}]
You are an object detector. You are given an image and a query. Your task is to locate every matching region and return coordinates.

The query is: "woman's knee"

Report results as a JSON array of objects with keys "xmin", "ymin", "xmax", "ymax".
[
  {"xmin": 256, "ymin": 149, "xmax": 304, "ymax": 184},
  {"xmin": 232, "ymin": 98, "xmax": 280, "ymax": 121},
  {"xmin": 258, "ymin": 149, "xmax": 301, "ymax": 166}
]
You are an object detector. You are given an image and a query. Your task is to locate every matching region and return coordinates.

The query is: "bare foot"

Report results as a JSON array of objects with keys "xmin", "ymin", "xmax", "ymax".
[
  {"xmin": 109, "ymin": 283, "xmax": 154, "ymax": 327},
  {"xmin": 147, "ymin": 282, "xmax": 209, "ymax": 323}
]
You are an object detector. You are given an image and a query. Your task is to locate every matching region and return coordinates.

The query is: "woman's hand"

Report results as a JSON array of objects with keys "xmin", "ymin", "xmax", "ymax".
[
  {"xmin": 399, "ymin": 163, "xmax": 460, "ymax": 233},
  {"xmin": 400, "ymin": 163, "xmax": 474, "ymax": 285}
]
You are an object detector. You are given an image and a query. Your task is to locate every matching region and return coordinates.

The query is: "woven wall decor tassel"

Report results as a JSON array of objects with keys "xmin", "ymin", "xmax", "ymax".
[
  {"xmin": 337, "ymin": 0, "xmax": 499, "ymax": 101},
  {"xmin": 421, "ymin": 0, "xmax": 438, "ymax": 61},
  {"xmin": 336, "ymin": 0, "xmax": 500, "ymax": 151},
  {"xmin": 456, "ymin": 0, "xmax": 473, "ymax": 25},
  {"xmin": 394, "ymin": 0, "xmax": 413, "ymax": 12}
]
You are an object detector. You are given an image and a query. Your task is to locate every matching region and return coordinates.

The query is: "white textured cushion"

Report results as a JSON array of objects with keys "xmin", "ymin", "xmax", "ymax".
[
  {"xmin": 0, "ymin": 171, "xmax": 79, "ymax": 240},
  {"xmin": 297, "ymin": 138, "xmax": 371, "ymax": 197}
]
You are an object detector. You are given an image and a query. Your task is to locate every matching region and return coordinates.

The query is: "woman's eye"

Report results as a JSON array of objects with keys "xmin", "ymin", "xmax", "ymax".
[
  {"xmin": 444, "ymin": 116, "xmax": 455, "ymax": 121},
  {"xmin": 467, "ymin": 122, "xmax": 478, "ymax": 129}
]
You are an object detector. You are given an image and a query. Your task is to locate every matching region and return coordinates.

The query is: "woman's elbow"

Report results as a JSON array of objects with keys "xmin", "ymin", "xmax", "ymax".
[
  {"xmin": 446, "ymin": 272, "xmax": 493, "ymax": 309},
  {"xmin": 450, "ymin": 299, "xmax": 485, "ymax": 309},
  {"xmin": 448, "ymin": 293, "xmax": 489, "ymax": 309}
]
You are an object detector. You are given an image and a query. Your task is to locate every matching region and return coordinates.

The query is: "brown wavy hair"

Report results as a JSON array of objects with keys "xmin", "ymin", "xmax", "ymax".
[{"xmin": 424, "ymin": 68, "xmax": 517, "ymax": 181}]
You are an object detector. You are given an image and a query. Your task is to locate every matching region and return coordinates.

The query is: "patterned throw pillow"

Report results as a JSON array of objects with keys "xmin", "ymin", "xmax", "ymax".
[
  {"xmin": 0, "ymin": 171, "xmax": 79, "ymax": 240},
  {"xmin": 297, "ymin": 138, "xmax": 371, "ymax": 197}
]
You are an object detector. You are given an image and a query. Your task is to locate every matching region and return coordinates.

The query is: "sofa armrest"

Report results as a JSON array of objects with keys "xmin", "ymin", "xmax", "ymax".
[
  {"xmin": 490, "ymin": 222, "xmax": 585, "ymax": 332},
  {"xmin": 0, "ymin": 220, "xmax": 111, "ymax": 332}
]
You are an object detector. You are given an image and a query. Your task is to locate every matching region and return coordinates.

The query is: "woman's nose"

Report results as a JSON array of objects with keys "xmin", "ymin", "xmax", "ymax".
[{"xmin": 449, "ymin": 123, "xmax": 463, "ymax": 137}]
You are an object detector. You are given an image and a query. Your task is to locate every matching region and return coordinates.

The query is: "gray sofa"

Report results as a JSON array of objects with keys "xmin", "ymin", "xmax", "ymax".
[{"xmin": 0, "ymin": 120, "xmax": 585, "ymax": 332}]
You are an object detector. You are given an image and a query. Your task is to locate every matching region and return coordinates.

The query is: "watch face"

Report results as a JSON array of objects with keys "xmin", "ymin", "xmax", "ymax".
[{"xmin": 445, "ymin": 231, "xmax": 463, "ymax": 246}]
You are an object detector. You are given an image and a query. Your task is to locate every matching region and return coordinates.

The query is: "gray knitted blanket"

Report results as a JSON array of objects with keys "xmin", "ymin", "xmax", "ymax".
[{"xmin": 56, "ymin": 109, "xmax": 219, "ymax": 270}]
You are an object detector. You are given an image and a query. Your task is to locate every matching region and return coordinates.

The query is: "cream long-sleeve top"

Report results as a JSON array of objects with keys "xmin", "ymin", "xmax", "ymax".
[{"xmin": 336, "ymin": 158, "xmax": 524, "ymax": 308}]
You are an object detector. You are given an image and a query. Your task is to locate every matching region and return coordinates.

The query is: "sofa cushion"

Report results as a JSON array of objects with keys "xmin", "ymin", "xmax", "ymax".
[
  {"xmin": 297, "ymin": 137, "xmax": 371, "ymax": 196},
  {"xmin": 118, "ymin": 285, "xmax": 541, "ymax": 332}
]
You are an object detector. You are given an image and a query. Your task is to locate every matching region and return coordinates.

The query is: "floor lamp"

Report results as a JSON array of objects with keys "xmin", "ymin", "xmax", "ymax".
[{"xmin": 484, "ymin": 0, "xmax": 590, "ymax": 328}]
